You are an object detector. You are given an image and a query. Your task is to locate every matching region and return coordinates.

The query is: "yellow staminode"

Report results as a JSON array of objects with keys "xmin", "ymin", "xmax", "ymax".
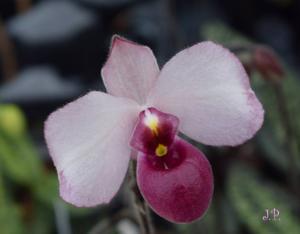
[
  {"xmin": 144, "ymin": 109, "xmax": 159, "ymax": 135},
  {"xmin": 155, "ymin": 144, "xmax": 168, "ymax": 157}
]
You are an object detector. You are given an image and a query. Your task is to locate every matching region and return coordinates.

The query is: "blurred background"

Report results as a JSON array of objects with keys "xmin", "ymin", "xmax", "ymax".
[{"xmin": 0, "ymin": 0, "xmax": 300, "ymax": 233}]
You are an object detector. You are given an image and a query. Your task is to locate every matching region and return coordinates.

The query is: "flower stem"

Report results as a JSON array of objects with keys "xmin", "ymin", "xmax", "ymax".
[{"xmin": 129, "ymin": 160, "xmax": 155, "ymax": 234}]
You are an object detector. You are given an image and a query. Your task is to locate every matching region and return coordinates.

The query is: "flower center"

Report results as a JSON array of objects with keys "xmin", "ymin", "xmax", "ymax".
[
  {"xmin": 155, "ymin": 144, "xmax": 168, "ymax": 157},
  {"xmin": 130, "ymin": 107, "xmax": 179, "ymax": 158}
]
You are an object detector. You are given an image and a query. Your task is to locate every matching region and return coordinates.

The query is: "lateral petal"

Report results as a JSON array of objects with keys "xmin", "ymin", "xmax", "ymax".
[
  {"xmin": 45, "ymin": 91, "xmax": 141, "ymax": 206},
  {"xmin": 147, "ymin": 41, "xmax": 264, "ymax": 146}
]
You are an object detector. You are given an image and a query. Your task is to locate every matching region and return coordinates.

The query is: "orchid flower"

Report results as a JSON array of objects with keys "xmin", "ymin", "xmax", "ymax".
[{"xmin": 45, "ymin": 35, "xmax": 264, "ymax": 223}]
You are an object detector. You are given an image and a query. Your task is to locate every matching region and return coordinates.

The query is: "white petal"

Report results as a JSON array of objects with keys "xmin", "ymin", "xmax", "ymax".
[
  {"xmin": 147, "ymin": 42, "xmax": 264, "ymax": 146},
  {"xmin": 45, "ymin": 91, "xmax": 141, "ymax": 206}
]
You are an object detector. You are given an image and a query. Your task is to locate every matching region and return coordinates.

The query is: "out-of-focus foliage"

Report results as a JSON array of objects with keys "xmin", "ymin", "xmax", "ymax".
[
  {"xmin": 201, "ymin": 21, "xmax": 253, "ymax": 46},
  {"xmin": 228, "ymin": 163, "xmax": 300, "ymax": 234},
  {"xmin": 253, "ymin": 70, "xmax": 300, "ymax": 171},
  {"xmin": 0, "ymin": 173, "xmax": 24, "ymax": 234},
  {"xmin": 0, "ymin": 104, "xmax": 26, "ymax": 137},
  {"xmin": 0, "ymin": 105, "xmax": 43, "ymax": 185},
  {"xmin": 0, "ymin": 104, "xmax": 58, "ymax": 233}
]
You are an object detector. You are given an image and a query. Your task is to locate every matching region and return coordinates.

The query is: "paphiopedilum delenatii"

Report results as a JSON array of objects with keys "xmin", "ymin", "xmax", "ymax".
[{"xmin": 45, "ymin": 35, "xmax": 264, "ymax": 223}]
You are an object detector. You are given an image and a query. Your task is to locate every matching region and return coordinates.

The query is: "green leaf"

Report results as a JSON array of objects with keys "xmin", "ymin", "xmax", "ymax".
[{"xmin": 0, "ymin": 132, "xmax": 43, "ymax": 185}]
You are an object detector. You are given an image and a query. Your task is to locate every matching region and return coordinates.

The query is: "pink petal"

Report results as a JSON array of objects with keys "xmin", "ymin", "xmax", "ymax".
[
  {"xmin": 101, "ymin": 35, "xmax": 159, "ymax": 105},
  {"xmin": 137, "ymin": 137, "xmax": 214, "ymax": 223},
  {"xmin": 147, "ymin": 41, "xmax": 264, "ymax": 146},
  {"xmin": 45, "ymin": 91, "xmax": 141, "ymax": 207}
]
